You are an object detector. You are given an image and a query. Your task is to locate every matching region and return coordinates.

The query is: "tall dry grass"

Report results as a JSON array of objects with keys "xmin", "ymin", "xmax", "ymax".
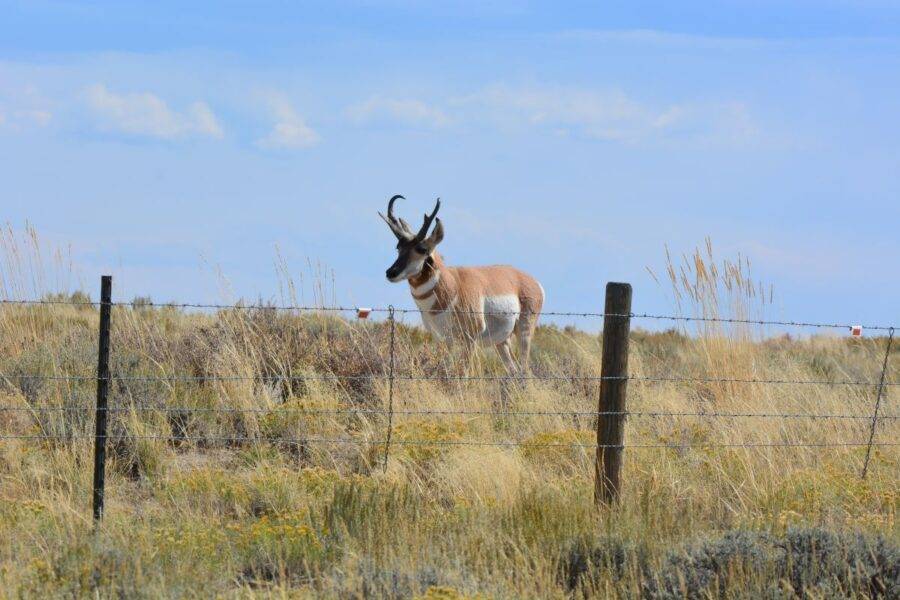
[{"xmin": 0, "ymin": 226, "xmax": 896, "ymax": 598}]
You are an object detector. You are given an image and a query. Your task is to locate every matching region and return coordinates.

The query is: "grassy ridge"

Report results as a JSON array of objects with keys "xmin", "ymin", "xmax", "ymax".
[
  {"xmin": 0, "ymin": 230, "xmax": 896, "ymax": 597},
  {"xmin": 0, "ymin": 300, "xmax": 896, "ymax": 597}
]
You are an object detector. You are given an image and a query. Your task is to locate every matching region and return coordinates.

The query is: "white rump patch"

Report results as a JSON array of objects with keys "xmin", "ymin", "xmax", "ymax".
[{"xmin": 480, "ymin": 295, "xmax": 520, "ymax": 345}]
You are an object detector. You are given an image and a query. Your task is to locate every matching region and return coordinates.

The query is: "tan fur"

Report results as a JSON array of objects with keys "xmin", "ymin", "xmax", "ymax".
[
  {"xmin": 383, "ymin": 196, "xmax": 543, "ymax": 376},
  {"xmin": 408, "ymin": 252, "xmax": 544, "ymax": 375}
]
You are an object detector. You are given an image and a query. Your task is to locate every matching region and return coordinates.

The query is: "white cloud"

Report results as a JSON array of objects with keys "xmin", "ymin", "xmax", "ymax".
[
  {"xmin": 186, "ymin": 102, "xmax": 223, "ymax": 138},
  {"xmin": 348, "ymin": 96, "xmax": 451, "ymax": 128},
  {"xmin": 347, "ymin": 84, "xmax": 758, "ymax": 145},
  {"xmin": 84, "ymin": 84, "xmax": 224, "ymax": 140},
  {"xmin": 255, "ymin": 94, "xmax": 319, "ymax": 149},
  {"xmin": 0, "ymin": 109, "xmax": 53, "ymax": 130},
  {"xmin": 708, "ymin": 101, "xmax": 758, "ymax": 143},
  {"xmin": 556, "ymin": 29, "xmax": 772, "ymax": 50},
  {"xmin": 458, "ymin": 84, "xmax": 756, "ymax": 144},
  {"xmin": 0, "ymin": 84, "xmax": 54, "ymax": 131},
  {"xmin": 19, "ymin": 109, "xmax": 53, "ymax": 126},
  {"xmin": 465, "ymin": 85, "xmax": 653, "ymax": 141}
]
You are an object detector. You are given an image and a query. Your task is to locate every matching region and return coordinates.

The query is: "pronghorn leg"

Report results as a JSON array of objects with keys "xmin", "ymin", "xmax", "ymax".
[
  {"xmin": 496, "ymin": 340, "xmax": 519, "ymax": 376},
  {"xmin": 496, "ymin": 339, "xmax": 519, "ymax": 411},
  {"xmin": 452, "ymin": 335, "xmax": 476, "ymax": 394},
  {"xmin": 453, "ymin": 336, "xmax": 478, "ymax": 398},
  {"xmin": 515, "ymin": 310, "xmax": 538, "ymax": 376},
  {"xmin": 461, "ymin": 336, "xmax": 478, "ymax": 376},
  {"xmin": 453, "ymin": 313, "xmax": 484, "ymax": 377}
]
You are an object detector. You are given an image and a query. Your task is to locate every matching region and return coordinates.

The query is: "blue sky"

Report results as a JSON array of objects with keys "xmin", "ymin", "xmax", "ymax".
[{"xmin": 1, "ymin": 1, "xmax": 899, "ymax": 329}]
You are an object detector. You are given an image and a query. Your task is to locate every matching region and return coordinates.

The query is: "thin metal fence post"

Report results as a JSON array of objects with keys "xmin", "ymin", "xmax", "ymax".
[
  {"xmin": 595, "ymin": 282, "xmax": 632, "ymax": 505},
  {"xmin": 862, "ymin": 327, "xmax": 894, "ymax": 479},
  {"xmin": 92, "ymin": 275, "xmax": 112, "ymax": 521},
  {"xmin": 383, "ymin": 306, "xmax": 396, "ymax": 472}
]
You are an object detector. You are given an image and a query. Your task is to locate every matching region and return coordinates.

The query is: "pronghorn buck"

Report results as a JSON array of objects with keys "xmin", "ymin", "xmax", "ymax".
[{"xmin": 380, "ymin": 195, "xmax": 544, "ymax": 376}]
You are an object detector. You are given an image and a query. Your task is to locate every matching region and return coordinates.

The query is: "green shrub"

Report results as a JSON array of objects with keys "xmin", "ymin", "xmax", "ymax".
[{"xmin": 562, "ymin": 528, "xmax": 899, "ymax": 598}]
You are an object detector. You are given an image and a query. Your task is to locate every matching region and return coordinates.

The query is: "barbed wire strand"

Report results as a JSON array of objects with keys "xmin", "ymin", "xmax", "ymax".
[
  {"xmin": 2, "ymin": 405, "xmax": 897, "ymax": 420},
  {"xmin": 0, "ymin": 298, "xmax": 894, "ymax": 331},
  {"xmin": 0, "ymin": 299, "xmax": 100, "ymax": 307},
  {"xmin": 0, "ymin": 432, "xmax": 897, "ymax": 449},
  {"xmin": 1, "ymin": 375, "xmax": 96, "ymax": 381},
  {"xmin": 1, "ymin": 373, "xmax": 895, "ymax": 386}
]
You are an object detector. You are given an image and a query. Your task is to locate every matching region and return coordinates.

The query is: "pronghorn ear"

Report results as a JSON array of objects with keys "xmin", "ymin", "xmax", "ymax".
[{"xmin": 425, "ymin": 217, "xmax": 444, "ymax": 249}]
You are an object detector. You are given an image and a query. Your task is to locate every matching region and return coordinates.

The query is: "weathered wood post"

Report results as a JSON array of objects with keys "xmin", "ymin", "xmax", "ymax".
[
  {"xmin": 861, "ymin": 326, "xmax": 894, "ymax": 479},
  {"xmin": 92, "ymin": 275, "xmax": 112, "ymax": 521},
  {"xmin": 595, "ymin": 282, "xmax": 632, "ymax": 505}
]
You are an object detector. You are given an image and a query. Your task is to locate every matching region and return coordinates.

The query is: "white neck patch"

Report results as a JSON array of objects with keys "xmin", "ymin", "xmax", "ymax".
[
  {"xmin": 410, "ymin": 270, "xmax": 440, "ymax": 295},
  {"xmin": 414, "ymin": 293, "xmax": 438, "ymax": 311}
]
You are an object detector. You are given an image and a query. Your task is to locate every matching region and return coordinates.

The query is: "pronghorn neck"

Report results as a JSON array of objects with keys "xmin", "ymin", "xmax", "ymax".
[
  {"xmin": 408, "ymin": 252, "xmax": 444, "ymax": 296},
  {"xmin": 407, "ymin": 253, "xmax": 453, "ymax": 311}
]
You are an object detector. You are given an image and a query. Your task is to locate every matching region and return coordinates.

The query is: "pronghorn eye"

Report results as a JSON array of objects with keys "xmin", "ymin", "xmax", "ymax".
[{"xmin": 415, "ymin": 245, "xmax": 428, "ymax": 254}]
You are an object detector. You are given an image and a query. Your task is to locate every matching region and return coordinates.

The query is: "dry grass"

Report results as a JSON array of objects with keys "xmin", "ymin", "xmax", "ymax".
[{"xmin": 0, "ymin": 229, "xmax": 896, "ymax": 598}]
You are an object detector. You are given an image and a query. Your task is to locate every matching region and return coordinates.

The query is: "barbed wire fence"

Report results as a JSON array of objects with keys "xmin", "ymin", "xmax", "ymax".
[{"xmin": 0, "ymin": 278, "xmax": 896, "ymax": 519}]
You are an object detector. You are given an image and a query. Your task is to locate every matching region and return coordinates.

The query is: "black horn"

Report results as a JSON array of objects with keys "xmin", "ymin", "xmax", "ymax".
[
  {"xmin": 415, "ymin": 198, "xmax": 441, "ymax": 241},
  {"xmin": 387, "ymin": 194, "xmax": 404, "ymax": 222},
  {"xmin": 379, "ymin": 194, "xmax": 414, "ymax": 241}
]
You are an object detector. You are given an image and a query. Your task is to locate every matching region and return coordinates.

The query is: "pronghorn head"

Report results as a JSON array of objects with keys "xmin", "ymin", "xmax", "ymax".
[{"xmin": 380, "ymin": 195, "xmax": 444, "ymax": 282}]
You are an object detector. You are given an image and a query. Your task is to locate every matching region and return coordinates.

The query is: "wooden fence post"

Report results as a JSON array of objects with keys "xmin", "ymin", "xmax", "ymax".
[
  {"xmin": 861, "ymin": 326, "xmax": 894, "ymax": 479},
  {"xmin": 92, "ymin": 275, "xmax": 112, "ymax": 522},
  {"xmin": 595, "ymin": 282, "xmax": 632, "ymax": 506}
]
